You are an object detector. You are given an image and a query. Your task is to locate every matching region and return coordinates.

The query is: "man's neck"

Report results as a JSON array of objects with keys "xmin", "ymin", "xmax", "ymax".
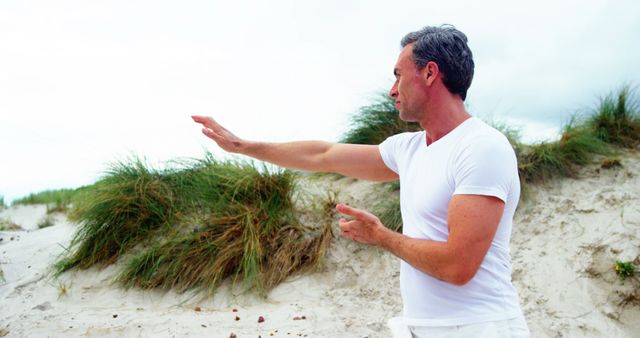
[{"xmin": 420, "ymin": 98, "xmax": 471, "ymax": 145}]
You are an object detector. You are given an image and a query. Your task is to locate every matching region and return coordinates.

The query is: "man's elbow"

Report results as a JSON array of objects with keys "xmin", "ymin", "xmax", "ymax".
[{"xmin": 447, "ymin": 266, "xmax": 479, "ymax": 286}]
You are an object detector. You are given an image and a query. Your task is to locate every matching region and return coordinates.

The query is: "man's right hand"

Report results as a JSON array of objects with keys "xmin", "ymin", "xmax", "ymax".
[{"xmin": 191, "ymin": 115, "xmax": 246, "ymax": 154}]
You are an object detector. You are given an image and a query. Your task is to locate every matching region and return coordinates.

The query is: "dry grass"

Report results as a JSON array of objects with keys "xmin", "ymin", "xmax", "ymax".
[
  {"xmin": 55, "ymin": 154, "xmax": 333, "ymax": 296},
  {"xmin": 601, "ymin": 158, "xmax": 623, "ymax": 169},
  {"xmin": 0, "ymin": 218, "xmax": 22, "ymax": 231},
  {"xmin": 373, "ymin": 183, "xmax": 402, "ymax": 232},
  {"xmin": 37, "ymin": 215, "xmax": 56, "ymax": 229}
]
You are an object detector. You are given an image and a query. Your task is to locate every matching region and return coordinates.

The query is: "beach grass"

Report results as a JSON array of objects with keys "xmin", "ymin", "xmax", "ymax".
[
  {"xmin": 587, "ymin": 85, "xmax": 640, "ymax": 148},
  {"xmin": 517, "ymin": 121, "xmax": 610, "ymax": 183},
  {"xmin": 0, "ymin": 218, "xmax": 22, "ymax": 231},
  {"xmin": 37, "ymin": 215, "xmax": 56, "ymax": 229},
  {"xmin": 372, "ymin": 183, "xmax": 402, "ymax": 232},
  {"xmin": 13, "ymin": 188, "xmax": 85, "ymax": 214},
  {"xmin": 516, "ymin": 86, "xmax": 637, "ymax": 184},
  {"xmin": 56, "ymin": 154, "xmax": 332, "ymax": 296}
]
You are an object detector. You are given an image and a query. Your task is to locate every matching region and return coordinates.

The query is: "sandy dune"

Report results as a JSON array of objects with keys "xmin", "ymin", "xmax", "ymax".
[{"xmin": 1, "ymin": 150, "xmax": 639, "ymax": 337}]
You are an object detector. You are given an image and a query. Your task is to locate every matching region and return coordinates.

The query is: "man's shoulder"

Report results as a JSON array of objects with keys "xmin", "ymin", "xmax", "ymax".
[
  {"xmin": 391, "ymin": 130, "xmax": 424, "ymax": 141},
  {"xmin": 381, "ymin": 130, "xmax": 425, "ymax": 149},
  {"xmin": 459, "ymin": 118, "xmax": 513, "ymax": 149},
  {"xmin": 448, "ymin": 119, "xmax": 518, "ymax": 169}
]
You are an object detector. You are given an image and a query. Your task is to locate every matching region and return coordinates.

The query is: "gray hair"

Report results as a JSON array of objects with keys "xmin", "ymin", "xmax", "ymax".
[{"xmin": 401, "ymin": 25, "xmax": 474, "ymax": 100}]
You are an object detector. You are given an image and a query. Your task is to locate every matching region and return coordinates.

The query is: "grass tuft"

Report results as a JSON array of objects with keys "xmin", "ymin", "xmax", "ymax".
[
  {"xmin": 37, "ymin": 215, "xmax": 56, "ymax": 229},
  {"xmin": 615, "ymin": 260, "xmax": 636, "ymax": 281},
  {"xmin": 56, "ymin": 154, "xmax": 332, "ymax": 297},
  {"xmin": 372, "ymin": 183, "xmax": 402, "ymax": 232},
  {"xmin": 0, "ymin": 218, "xmax": 22, "ymax": 231},
  {"xmin": 588, "ymin": 85, "xmax": 640, "ymax": 148},
  {"xmin": 57, "ymin": 158, "xmax": 177, "ymax": 271},
  {"xmin": 13, "ymin": 188, "xmax": 85, "ymax": 214},
  {"xmin": 56, "ymin": 281, "xmax": 70, "ymax": 298},
  {"xmin": 601, "ymin": 158, "xmax": 622, "ymax": 169},
  {"xmin": 516, "ymin": 119, "xmax": 610, "ymax": 184}
]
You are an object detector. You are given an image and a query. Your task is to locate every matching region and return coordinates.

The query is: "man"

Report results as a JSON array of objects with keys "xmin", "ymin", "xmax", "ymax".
[{"xmin": 192, "ymin": 25, "xmax": 529, "ymax": 337}]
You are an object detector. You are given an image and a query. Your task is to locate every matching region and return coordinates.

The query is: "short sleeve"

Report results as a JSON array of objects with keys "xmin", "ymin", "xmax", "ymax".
[
  {"xmin": 378, "ymin": 134, "xmax": 402, "ymax": 174},
  {"xmin": 452, "ymin": 135, "xmax": 518, "ymax": 202}
]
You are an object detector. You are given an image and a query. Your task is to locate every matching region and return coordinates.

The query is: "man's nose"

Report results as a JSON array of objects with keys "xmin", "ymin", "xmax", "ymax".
[{"xmin": 389, "ymin": 82, "xmax": 398, "ymax": 98}]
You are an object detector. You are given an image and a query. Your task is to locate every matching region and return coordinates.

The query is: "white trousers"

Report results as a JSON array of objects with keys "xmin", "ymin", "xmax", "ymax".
[{"xmin": 388, "ymin": 315, "xmax": 530, "ymax": 338}]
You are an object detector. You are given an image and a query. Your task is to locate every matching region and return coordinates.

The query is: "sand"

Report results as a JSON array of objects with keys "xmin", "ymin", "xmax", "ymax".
[
  {"xmin": 511, "ymin": 150, "xmax": 640, "ymax": 337},
  {"xmin": 1, "ymin": 150, "xmax": 639, "ymax": 337}
]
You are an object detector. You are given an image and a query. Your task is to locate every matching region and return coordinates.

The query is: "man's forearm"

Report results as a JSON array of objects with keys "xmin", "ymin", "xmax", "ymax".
[
  {"xmin": 374, "ymin": 226, "xmax": 470, "ymax": 285},
  {"xmin": 240, "ymin": 140, "xmax": 335, "ymax": 172}
]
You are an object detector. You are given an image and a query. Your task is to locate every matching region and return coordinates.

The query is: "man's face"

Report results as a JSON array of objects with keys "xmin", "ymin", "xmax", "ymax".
[{"xmin": 389, "ymin": 44, "xmax": 429, "ymax": 122}]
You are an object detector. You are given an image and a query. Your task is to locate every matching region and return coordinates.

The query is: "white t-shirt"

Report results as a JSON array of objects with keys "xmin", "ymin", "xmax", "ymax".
[{"xmin": 378, "ymin": 117, "xmax": 523, "ymax": 326}]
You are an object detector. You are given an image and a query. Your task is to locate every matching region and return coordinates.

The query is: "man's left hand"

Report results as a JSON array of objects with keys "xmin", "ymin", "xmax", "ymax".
[{"xmin": 335, "ymin": 203, "xmax": 387, "ymax": 245}]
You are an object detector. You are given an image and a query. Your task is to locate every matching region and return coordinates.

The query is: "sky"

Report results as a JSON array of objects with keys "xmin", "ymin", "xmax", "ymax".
[{"xmin": 1, "ymin": 0, "xmax": 639, "ymax": 203}]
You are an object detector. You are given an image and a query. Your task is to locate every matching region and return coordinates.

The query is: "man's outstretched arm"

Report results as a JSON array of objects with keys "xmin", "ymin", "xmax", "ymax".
[{"xmin": 192, "ymin": 115, "xmax": 398, "ymax": 182}]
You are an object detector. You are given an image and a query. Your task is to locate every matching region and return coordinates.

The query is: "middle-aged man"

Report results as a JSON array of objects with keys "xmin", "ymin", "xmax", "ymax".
[{"xmin": 192, "ymin": 25, "xmax": 529, "ymax": 338}]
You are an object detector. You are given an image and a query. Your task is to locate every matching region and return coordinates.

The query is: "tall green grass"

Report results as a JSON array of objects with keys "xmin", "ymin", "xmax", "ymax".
[
  {"xmin": 516, "ymin": 85, "xmax": 637, "ymax": 184},
  {"xmin": 56, "ymin": 154, "xmax": 332, "ymax": 296},
  {"xmin": 517, "ymin": 121, "xmax": 610, "ymax": 183},
  {"xmin": 587, "ymin": 85, "xmax": 640, "ymax": 147}
]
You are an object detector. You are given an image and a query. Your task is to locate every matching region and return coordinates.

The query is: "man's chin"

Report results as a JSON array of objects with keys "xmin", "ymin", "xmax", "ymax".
[{"xmin": 398, "ymin": 112, "xmax": 418, "ymax": 123}]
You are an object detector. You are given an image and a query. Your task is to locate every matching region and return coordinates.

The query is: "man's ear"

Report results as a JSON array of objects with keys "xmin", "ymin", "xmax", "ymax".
[{"xmin": 424, "ymin": 61, "xmax": 439, "ymax": 86}]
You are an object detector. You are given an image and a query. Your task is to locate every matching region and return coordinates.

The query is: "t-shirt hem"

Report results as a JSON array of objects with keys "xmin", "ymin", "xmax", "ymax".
[
  {"xmin": 402, "ymin": 309, "xmax": 523, "ymax": 327},
  {"xmin": 378, "ymin": 145, "xmax": 399, "ymax": 174},
  {"xmin": 453, "ymin": 186, "xmax": 507, "ymax": 202}
]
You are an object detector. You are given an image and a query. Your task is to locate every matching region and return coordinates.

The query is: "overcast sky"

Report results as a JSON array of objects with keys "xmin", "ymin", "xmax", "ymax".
[{"xmin": 1, "ymin": 0, "xmax": 639, "ymax": 202}]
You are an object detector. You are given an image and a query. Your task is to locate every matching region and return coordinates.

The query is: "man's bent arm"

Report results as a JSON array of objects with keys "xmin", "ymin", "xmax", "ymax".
[
  {"xmin": 337, "ymin": 194, "xmax": 504, "ymax": 285},
  {"xmin": 192, "ymin": 115, "xmax": 398, "ymax": 182}
]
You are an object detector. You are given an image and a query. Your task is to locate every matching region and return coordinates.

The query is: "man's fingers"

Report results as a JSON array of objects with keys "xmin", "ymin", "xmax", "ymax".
[
  {"xmin": 339, "ymin": 222, "xmax": 353, "ymax": 240},
  {"xmin": 336, "ymin": 203, "xmax": 361, "ymax": 217},
  {"xmin": 192, "ymin": 115, "xmax": 221, "ymax": 130},
  {"xmin": 201, "ymin": 128, "xmax": 218, "ymax": 139},
  {"xmin": 339, "ymin": 218, "xmax": 363, "ymax": 233},
  {"xmin": 191, "ymin": 115, "xmax": 210, "ymax": 125},
  {"xmin": 336, "ymin": 203, "xmax": 376, "ymax": 223}
]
